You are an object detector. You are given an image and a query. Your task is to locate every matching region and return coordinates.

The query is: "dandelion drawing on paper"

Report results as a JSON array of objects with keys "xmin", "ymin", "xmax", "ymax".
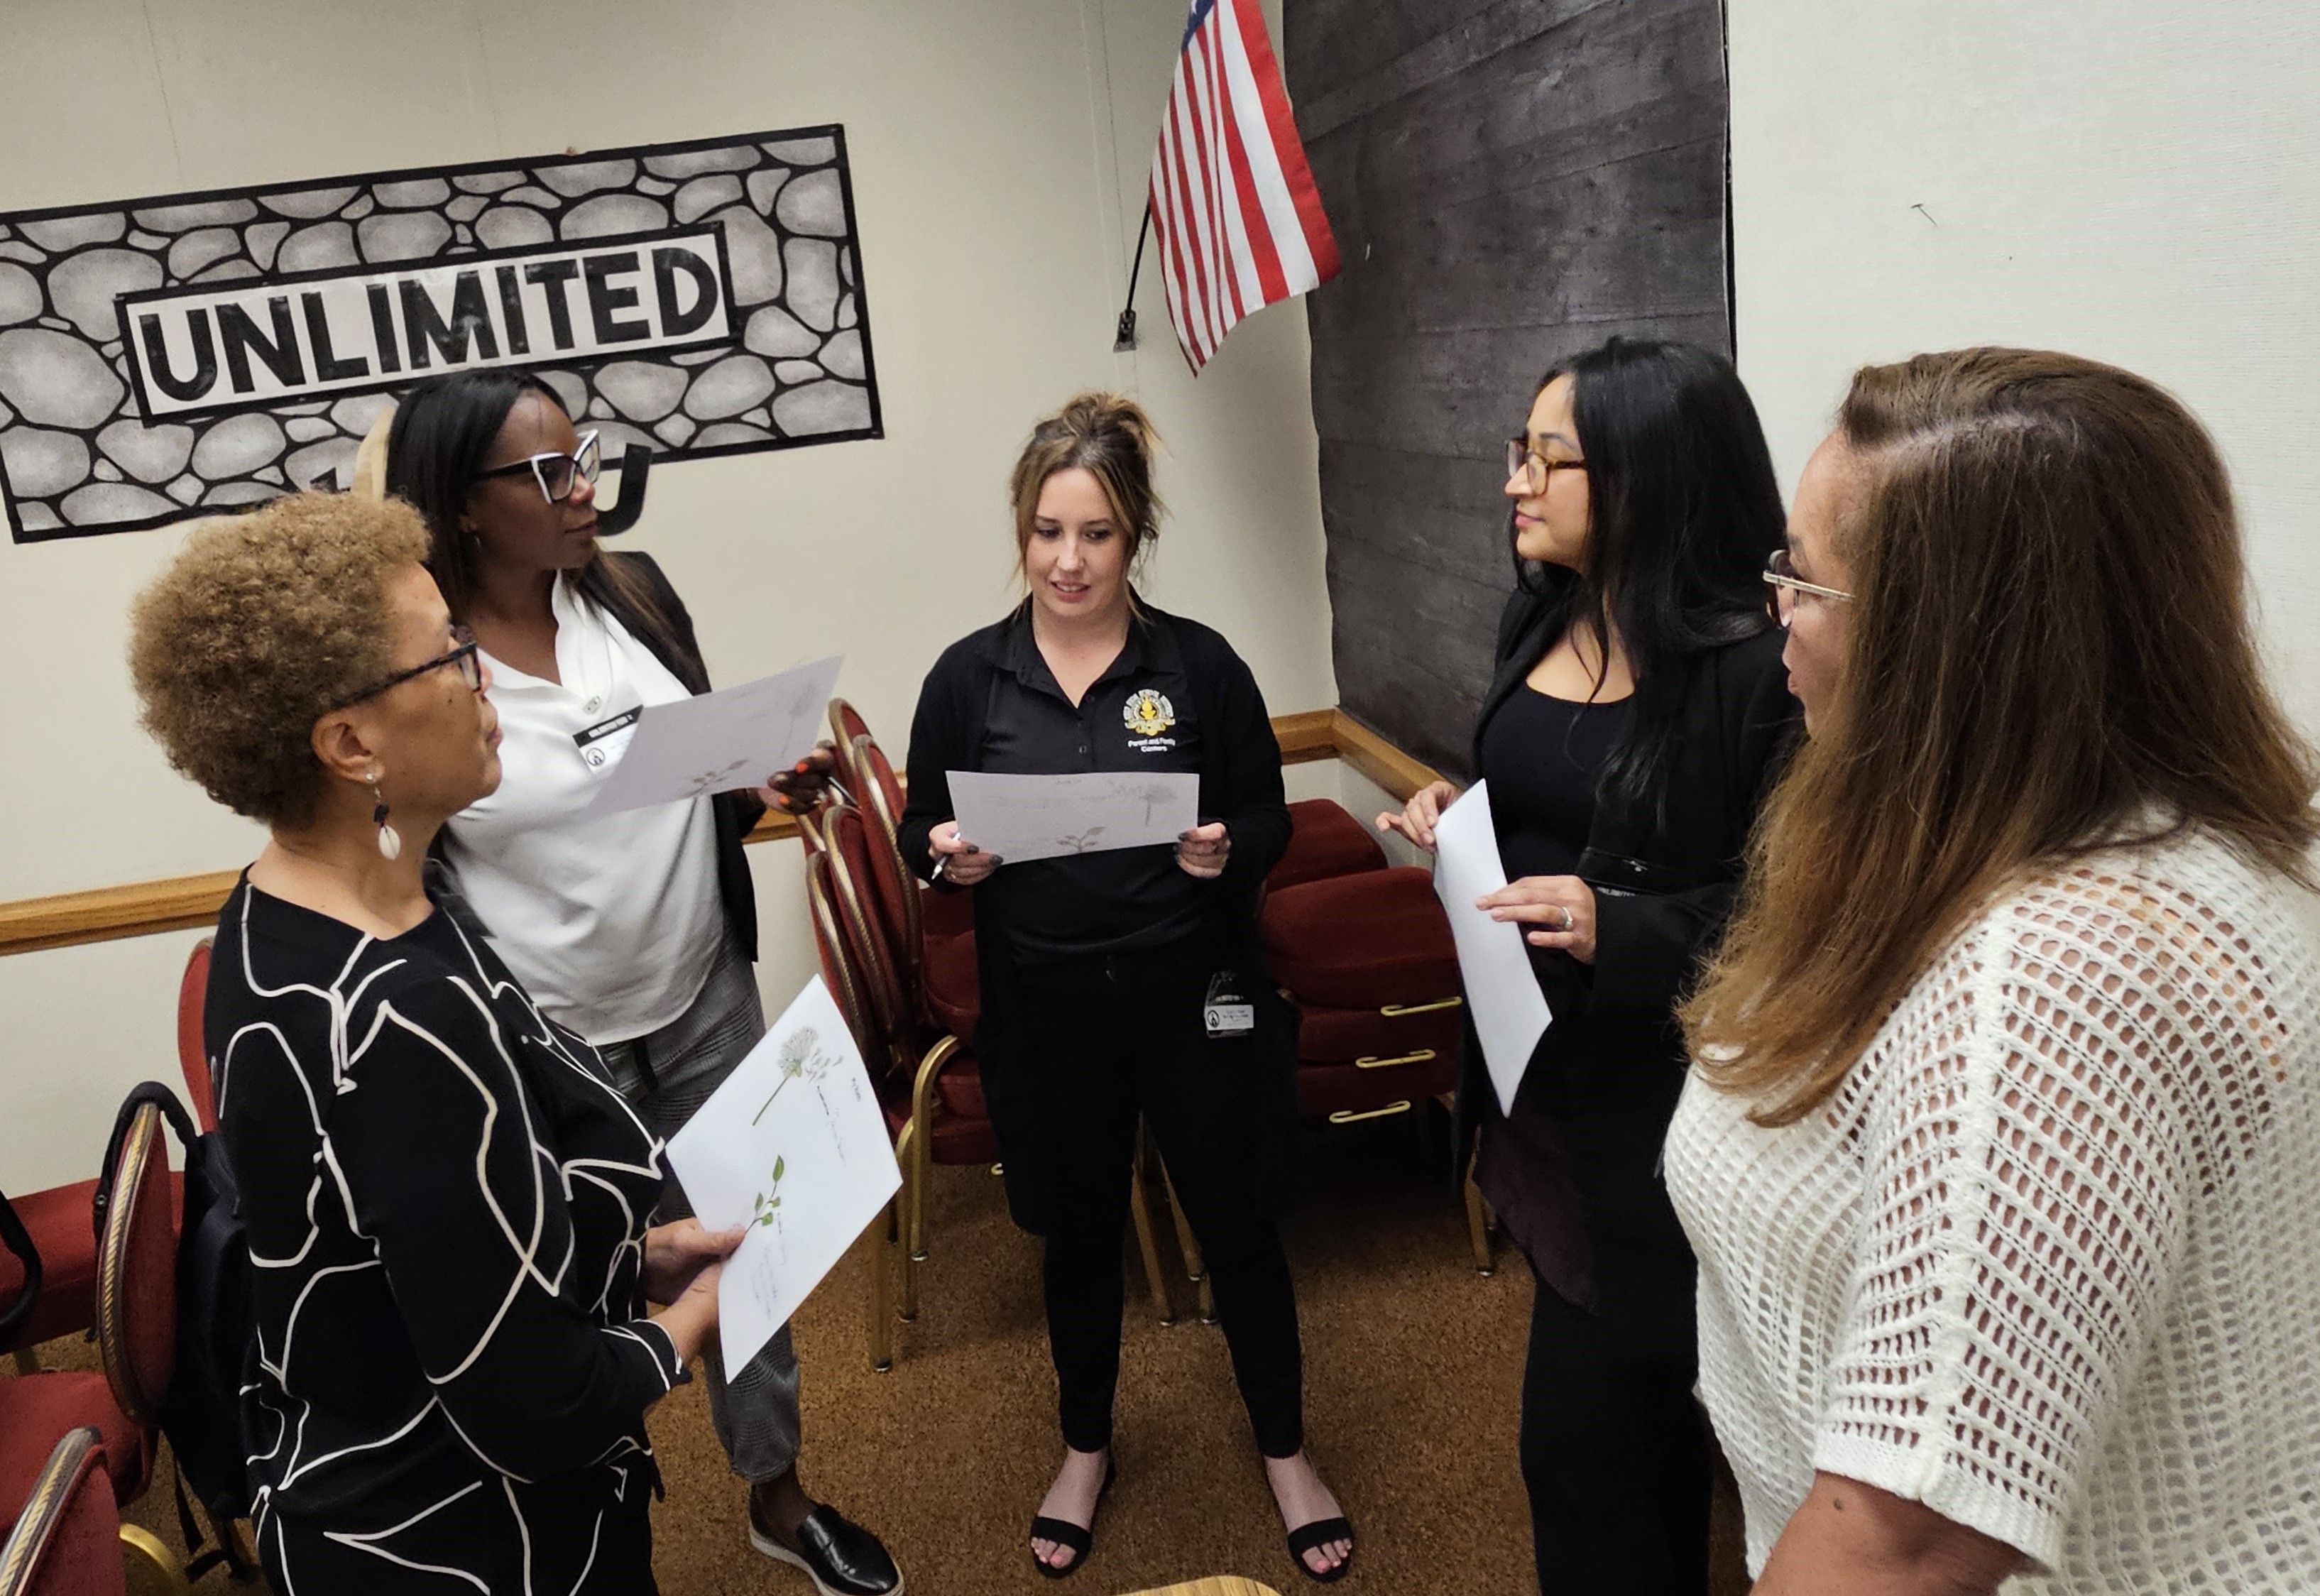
[
  {"xmin": 753, "ymin": 1025, "xmax": 858, "ymax": 1161},
  {"xmin": 754, "ymin": 1029, "xmax": 819, "ymax": 1123}
]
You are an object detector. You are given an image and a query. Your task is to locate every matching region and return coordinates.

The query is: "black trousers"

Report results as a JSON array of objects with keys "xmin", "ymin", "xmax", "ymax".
[
  {"xmin": 1521, "ymin": 1279, "xmax": 1711, "ymax": 1595},
  {"xmin": 1005, "ymin": 948, "xmax": 1305, "ymax": 1458}
]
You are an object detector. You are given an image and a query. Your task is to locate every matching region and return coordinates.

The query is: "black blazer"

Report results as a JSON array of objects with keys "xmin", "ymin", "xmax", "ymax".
[
  {"xmin": 596, "ymin": 551, "xmax": 767, "ymax": 963},
  {"xmin": 1462, "ymin": 588, "xmax": 1798, "ymax": 1356}
]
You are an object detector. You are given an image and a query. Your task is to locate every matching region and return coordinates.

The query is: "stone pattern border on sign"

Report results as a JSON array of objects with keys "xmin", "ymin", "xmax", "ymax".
[{"xmin": 0, "ymin": 126, "xmax": 880, "ymax": 542}]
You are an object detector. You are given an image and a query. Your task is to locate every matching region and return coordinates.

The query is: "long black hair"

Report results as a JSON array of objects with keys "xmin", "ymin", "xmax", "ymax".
[
  {"xmin": 383, "ymin": 371, "xmax": 696, "ymax": 687},
  {"xmin": 1511, "ymin": 337, "xmax": 1785, "ymax": 826}
]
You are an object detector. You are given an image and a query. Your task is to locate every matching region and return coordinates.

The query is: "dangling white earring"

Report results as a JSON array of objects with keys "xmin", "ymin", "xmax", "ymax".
[{"xmin": 367, "ymin": 772, "xmax": 403, "ymax": 860}]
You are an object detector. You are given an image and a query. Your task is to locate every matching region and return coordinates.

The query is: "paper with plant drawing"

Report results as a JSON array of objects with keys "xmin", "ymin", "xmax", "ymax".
[
  {"xmin": 662, "ymin": 974, "xmax": 899, "ymax": 1371},
  {"xmin": 581, "ymin": 655, "xmax": 843, "ymax": 816},
  {"xmin": 945, "ymin": 770, "xmax": 1200, "ymax": 863}
]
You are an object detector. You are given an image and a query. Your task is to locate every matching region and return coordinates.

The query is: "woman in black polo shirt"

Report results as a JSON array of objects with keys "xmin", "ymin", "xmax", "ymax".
[{"xmin": 897, "ymin": 394, "xmax": 1351, "ymax": 1584}]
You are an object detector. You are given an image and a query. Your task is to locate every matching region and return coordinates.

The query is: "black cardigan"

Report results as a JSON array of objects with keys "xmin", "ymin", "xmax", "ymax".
[
  {"xmin": 593, "ymin": 551, "xmax": 766, "ymax": 963},
  {"xmin": 1462, "ymin": 588, "xmax": 1799, "ymax": 1359}
]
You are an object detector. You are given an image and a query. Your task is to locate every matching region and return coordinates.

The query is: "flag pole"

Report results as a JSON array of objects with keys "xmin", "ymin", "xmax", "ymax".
[{"xmin": 1113, "ymin": 202, "xmax": 1153, "ymax": 351}]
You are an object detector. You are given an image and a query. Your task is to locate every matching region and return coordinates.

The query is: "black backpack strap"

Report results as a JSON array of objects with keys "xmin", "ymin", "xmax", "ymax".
[
  {"xmin": 92, "ymin": 1082, "xmax": 199, "ymax": 1247},
  {"xmin": 0, "ymin": 1188, "xmax": 41, "ymax": 1345}
]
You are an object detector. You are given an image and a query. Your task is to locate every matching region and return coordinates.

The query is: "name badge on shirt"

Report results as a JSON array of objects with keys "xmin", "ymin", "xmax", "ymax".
[
  {"xmin": 573, "ymin": 706, "xmax": 642, "ymax": 772},
  {"xmin": 1204, "ymin": 969, "xmax": 1255, "ymax": 1037}
]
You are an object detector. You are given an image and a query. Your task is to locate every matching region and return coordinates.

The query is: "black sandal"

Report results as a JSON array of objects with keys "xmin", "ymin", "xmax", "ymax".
[
  {"xmin": 1028, "ymin": 1456, "xmax": 1116, "ymax": 1580},
  {"xmin": 1286, "ymin": 1515, "xmax": 1355, "ymax": 1584}
]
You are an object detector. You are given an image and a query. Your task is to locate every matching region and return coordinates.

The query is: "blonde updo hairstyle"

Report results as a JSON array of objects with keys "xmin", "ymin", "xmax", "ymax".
[
  {"xmin": 130, "ymin": 493, "xmax": 433, "ymax": 828},
  {"xmin": 1007, "ymin": 393, "xmax": 1166, "ymax": 598}
]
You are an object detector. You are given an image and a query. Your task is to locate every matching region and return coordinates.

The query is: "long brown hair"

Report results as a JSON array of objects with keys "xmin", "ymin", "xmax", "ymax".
[
  {"xmin": 1685, "ymin": 347, "xmax": 2319, "ymax": 1125},
  {"xmin": 1007, "ymin": 393, "xmax": 1165, "ymax": 601}
]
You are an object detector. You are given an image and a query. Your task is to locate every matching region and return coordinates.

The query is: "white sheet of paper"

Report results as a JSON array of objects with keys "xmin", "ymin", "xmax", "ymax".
[
  {"xmin": 581, "ymin": 655, "xmax": 843, "ymax": 815},
  {"xmin": 1430, "ymin": 780, "xmax": 1552, "ymax": 1115},
  {"xmin": 945, "ymin": 770, "xmax": 1200, "ymax": 863},
  {"xmin": 662, "ymin": 975, "xmax": 900, "ymax": 1372}
]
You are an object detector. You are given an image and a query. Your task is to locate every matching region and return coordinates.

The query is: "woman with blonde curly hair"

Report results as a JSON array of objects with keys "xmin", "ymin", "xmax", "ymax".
[
  {"xmin": 897, "ymin": 394, "xmax": 1352, "ymax": 1582},
  {"xmin": 1669, "ymin": 349, "xmax": 2320, "ymax": 1594},
  {"xmin": 131, "ymin": 493, "xmax": 739, "ymax": 1594}
]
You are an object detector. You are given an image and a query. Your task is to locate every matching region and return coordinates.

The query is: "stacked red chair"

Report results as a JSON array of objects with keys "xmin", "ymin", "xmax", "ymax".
[
  {"xmin": 0, "ymin": 1101, "xmax": 188, "ymax": 1586},
  {"xmin": 0, "ymin": 1428, "xmax": 126, "ymax": 1596},
  {"xmin": 1259, "ymin": 858, "xmax": 1494, "ymax": 1273},
  {"xmin": 1266, "ymin": 797, "xmax": 1389, "ymax": 891}
]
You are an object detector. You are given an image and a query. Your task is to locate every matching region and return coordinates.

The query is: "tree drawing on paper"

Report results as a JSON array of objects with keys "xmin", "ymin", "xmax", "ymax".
[{"xmin": 1133, "ymin": 782, "xmax": 1181, "ymax": 827}]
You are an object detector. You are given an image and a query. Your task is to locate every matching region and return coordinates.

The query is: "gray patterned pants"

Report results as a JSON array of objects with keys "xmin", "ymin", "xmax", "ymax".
[{"xmin": 598, "ymin": 933, "xmax": 802, "ymax": 1484}]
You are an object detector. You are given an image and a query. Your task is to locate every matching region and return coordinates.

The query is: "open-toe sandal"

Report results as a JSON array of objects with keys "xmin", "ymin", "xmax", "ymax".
[
  {"xmin": 1286, "ymin": 1514, "xmax": 1355, "ymax": 1584},
  {"xmin": 1027, "ymin": 1458, "xmax": 1116, "ymax": 1580}
]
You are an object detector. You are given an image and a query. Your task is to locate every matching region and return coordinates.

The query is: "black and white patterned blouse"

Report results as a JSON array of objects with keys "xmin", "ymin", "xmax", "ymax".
[{"xmin": 207, "ymin": 877, "xmax": 687, "ymax": 1593}]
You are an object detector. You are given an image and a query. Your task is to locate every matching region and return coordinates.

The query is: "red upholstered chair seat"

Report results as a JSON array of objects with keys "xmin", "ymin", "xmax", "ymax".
[
  {"xmin": 1293, "ymin": 997, "xmax": 1467, "ymax": 1066},
  {"xmin": 1266, "ymin": 799, "xmax": 1388, "ymax": 892},
  {"xmin": 920, "ymin": 882, "xmax": 974, "ymax": 945},
  {"xmin": 0, "ymin": 1372, "xmax": 149, "ymax": 1533},
  {"xmin": 1259, "ymin": 867, "xmax": 1460, "ymax": 1009},
  {"xmin": 879, "ymin": 1075, "xmax": 997, "ymax": 1166},
  {"xmin": 1, "ymin": 1182, "xmax": 98, "ymax": 1355},
  {"xmin": 922, "ymin": 929, "xmax": 980, "ymax": 1041}
]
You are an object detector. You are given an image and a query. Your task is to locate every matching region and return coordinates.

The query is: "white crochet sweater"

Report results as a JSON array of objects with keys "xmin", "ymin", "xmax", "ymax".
[{"xmin": 1666, "ymin": 829, "xmax": 2320, "ymax": 1591}]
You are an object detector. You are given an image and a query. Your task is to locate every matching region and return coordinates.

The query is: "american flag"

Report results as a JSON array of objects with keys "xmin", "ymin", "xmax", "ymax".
[{"xmin": 1147, "ymin": 0, "xmax": 1341, "ymax": 373}]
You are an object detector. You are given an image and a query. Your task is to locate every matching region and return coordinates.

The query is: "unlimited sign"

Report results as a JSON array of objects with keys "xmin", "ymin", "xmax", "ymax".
[{"xmin": 115, "ymin": 226, "xmax": 736, "ymax": 421}]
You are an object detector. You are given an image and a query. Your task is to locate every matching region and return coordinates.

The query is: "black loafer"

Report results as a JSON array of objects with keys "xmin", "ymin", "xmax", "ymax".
[{"xmin": 749, "ymin": 1504, "xmax": 903, "ymax": 1596}]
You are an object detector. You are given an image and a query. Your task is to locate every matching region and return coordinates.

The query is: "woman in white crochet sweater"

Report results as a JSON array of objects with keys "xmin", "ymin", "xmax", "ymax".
[{"xmin": 1667, "ymin": 348, "xmax": 2320, "ymax": 1595}]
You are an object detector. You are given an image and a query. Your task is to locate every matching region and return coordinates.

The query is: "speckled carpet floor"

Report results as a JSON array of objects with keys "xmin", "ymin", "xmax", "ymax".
[{"xmin": 63, "ymin": 1112, "xmax": 1746, "ymax": 1595}]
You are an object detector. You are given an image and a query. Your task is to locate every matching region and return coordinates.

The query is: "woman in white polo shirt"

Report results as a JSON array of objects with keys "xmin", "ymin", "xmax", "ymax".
[{"xmin": 384, "ymin": 371, "xmax": 899, "ymax": 1596}]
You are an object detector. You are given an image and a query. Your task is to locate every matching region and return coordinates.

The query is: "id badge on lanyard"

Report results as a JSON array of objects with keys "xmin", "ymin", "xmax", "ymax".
[
  {"xmin": 573, "ymin": 706, "xmax": 642, "ymax": 772},
  {"xmin": 1204, "ymin": 970, "xmax": 1255, "ymax": 1037}
]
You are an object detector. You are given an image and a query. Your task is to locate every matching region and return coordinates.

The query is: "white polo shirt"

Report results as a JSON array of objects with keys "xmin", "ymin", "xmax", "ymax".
[{"xmin": 439, "ymin": 575, "xmax": 725, "ymax": 1045}]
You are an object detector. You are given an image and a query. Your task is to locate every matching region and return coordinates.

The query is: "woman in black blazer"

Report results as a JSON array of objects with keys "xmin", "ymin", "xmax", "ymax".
[{"xmin": 1381, "ymin": 337, "xmax": 1798, "ymax": 1594}]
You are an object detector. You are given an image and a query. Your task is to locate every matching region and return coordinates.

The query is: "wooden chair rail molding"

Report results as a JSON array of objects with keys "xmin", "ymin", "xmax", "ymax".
[{"xmin": 0, "ymin": 709, "xmax": 1441, "ymax": 958}]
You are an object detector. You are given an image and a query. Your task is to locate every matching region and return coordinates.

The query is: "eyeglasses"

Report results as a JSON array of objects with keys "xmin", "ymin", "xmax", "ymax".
[
  {"xmin": 472, "ymin": 430, "xmax": 602, "ymax": 503},
  {"xmin": 1763, "ymin": 548, "xmax": 1853, "ymax": 627},
  {"xmin": 328, "ymin": 625, "xmax": 483, "ymax": 711},
  {"xmin": 1505, "ymin": 437, "xmax": 1587, "ymax": 492}
]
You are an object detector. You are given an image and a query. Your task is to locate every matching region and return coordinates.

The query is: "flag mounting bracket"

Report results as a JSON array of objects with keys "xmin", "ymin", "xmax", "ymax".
[{"xmin": 1114, "ymin": 204, "xmax": 1152, "ymax": 352}]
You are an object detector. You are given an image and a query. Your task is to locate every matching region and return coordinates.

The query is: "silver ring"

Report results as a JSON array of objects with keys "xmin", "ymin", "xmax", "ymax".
[{"xmin": 1559, "ymin": 905, "xmax": 1575, "ymax": 932}]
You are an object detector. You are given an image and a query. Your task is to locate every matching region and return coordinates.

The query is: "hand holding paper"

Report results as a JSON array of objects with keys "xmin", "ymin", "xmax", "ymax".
[
  {"xmin": 584, "ymin": 655, "xmax": 843, "ymax": 816},
  {"xmin": 1430, "ymin": 780, "xmax": 1553, "ymax": 1116},
  {"xmin": 946, "ymin": 770, "xmax": 1200, "ymax": 864},
  {"xmin": 662, "ymin": 975, "xmax": 900, "ymax": 1372}
]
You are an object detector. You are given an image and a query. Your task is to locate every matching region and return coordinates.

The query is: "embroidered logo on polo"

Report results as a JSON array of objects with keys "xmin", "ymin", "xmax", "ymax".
[
  {"xmin": 1122, "ymin": 688, "xmax": 1179, "ymax": 753},
  {"xmin": 1123, "ymin": 689, "xmax": 1175, "ymax": 737}
]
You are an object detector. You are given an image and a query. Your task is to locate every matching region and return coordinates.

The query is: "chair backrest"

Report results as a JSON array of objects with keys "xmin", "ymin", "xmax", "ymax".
[
  {"xmin": 804, "ymin": 849, "xmax": 887, "ymax": 1081},
  {"xmin": 825, "ymin": 698, "xmax": 872, "ymax": 807},
  {"xmin": 0, "ymin": 1428, "xmax": 126, "ymax": 1596},
  {"xmin": 0, "ymin": 1192, "xmax": 39, "ymax": 1349},
  {"xmin": 819, "ymin": 804, "xmax": 911, "ymax": 1049},
  {"xmin": 848, "ymin": 733, "xmax": 923, "ymax": 972},
  {"xmin": 177, "ymin": 939, "xmax": 215, "ymax": 1134},
  {"xmin": 828, "ymin": 696, "xmax": 872, "ymax": 756},
  {"xmin": 94, "ymin": 1104, "xmax": 175, "ymax": 1427}
]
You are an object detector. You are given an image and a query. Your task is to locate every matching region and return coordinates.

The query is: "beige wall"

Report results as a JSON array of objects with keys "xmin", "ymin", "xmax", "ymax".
[
  {"xmin": 1729, "ymin": 1, "xmax": 2320, "ymax": 738},
  {"xmin": 0, "ymin": 0, "xmax": 1337, "ymax": 1191}
]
